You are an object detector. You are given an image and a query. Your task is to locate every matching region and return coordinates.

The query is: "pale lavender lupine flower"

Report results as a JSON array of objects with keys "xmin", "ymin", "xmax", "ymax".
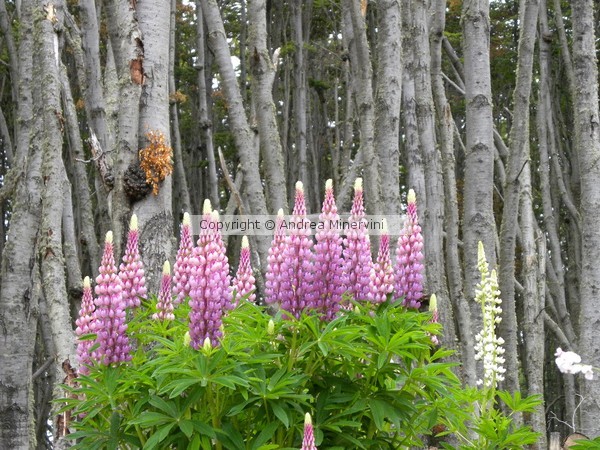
[
  {"xmin": 153, "ymin": 261, "xmax": 174, "ymax": 321},
  {"xmin": 75, "ymin": 276, "xmax": 96, "ymax": 375},
  {"xmin": 93, "ymin": 231, "xmax": 131, "ymax": 365},
  {"xmin": 343, "ymin": 178, "xmax": 372, "ymax": 304},
  {"xmin": 280, "ymin": 182, "xmax": 315, "ymax": 318},
  {"xmin": 302, "ymin": 413, "xmax": 318, "ymax": 450},
  {"xmin": 119, "ymin": 214, "xmax": 147, "ymax": 309},
  {"xmin": 369, "ymin": 219, "xmax": 394, "ymax": 303},
  {"xmin": 188, "ymin": 201, "xmax": 232, "ymax": 349},
  {"xmin": 173, "ymin": 212, "xmax": 195, "ymax": 305},
  {"xmin": 265, "ymin": 209, "xmax": 287, "ymax": 304},
  {"xmin": 313, "ymin": 179, "xmax": 346, "ymax": 320},
  {"xmin": 395, "ymin": 189, "xmax": 425, "ymax": 308},
  {"xmin": 232, "ymin": 236, "xmax": 256, "ymax": 304}
]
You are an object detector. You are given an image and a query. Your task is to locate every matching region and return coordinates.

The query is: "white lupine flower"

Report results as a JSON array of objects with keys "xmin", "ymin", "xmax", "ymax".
[
  {"xmin": 555, "ymin": 348, "xmax": 594, "ymax": 380},
  {"xmin": 473, "ymin": 242, "xmax": 506, "ymax": 389}
]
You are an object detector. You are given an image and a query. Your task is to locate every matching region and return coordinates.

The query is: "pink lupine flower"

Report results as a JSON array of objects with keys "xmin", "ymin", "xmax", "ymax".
[
  {"xmin": 343, "ymin": 178, "xmax": 372, "ymax": 303},
  {"xmin": 153, "ymin": 261, "xmax": 174, "ymax": 321},
  {"xmin": 302, "ymin": 413, "xmax": 318, "ymax": 450},
  {"xmin": 369, "ymin": 219, "xmax": 394, "ymax": 303},
  {"xmin": 93, "ymin": 231, "xmax": 131, "ymax": 365},
  {"xmin": 395, "ymin": 189, "xmax": 425, "ymax": 308},
  {"xmin": 265, "ymin": 209, "xmax": 287, "ymax": 304},
  {"xmin": 119, "ymin": 214, "xmax": 147, "ymax": 308},
  {"xmin": 232, "ymin": 236, "xmax": 256, "ymax": 304},
  {"xmin": 75, "ymin": 276, "xmax": 96, "ymax": 375},
  {"xmin": 188, "ymin": 201, "xmax": 232, "ymax": 349},
  {"xmin": 280, "ymin": 182, "xmax": 315, "ymax": 318},
  {"xmin": 429, "ymin": 294, "xmax": 440, "ymax": 346},
  {"xmin": 173, "ymin": 212, "xmax": 195, "ymax": 305},
  {"xmin": 312, "ymin": 179, "xmax": 346, "ymax": 320}
]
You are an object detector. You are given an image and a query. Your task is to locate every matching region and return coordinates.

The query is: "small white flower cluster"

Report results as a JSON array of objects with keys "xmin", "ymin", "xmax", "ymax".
[
  {"xmin": 473, "ymin": 242, "xmax": 506, "ymax": 389},
  {"xmin": 555, "ymin": 348, "xmax": 594, "ymax": 380}
]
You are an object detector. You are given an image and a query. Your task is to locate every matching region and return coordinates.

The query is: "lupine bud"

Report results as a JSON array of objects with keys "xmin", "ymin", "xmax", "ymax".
[
  {"xmin": 313, "ymin": 179, "xmax": 347, "ymax": 320},
  {"xmin": 93, "ymin": 231, "xmax": 131, "ymax": 365},
  {"xmin": 369, "ymin": 219, "xmax": 394, "ymax": 303},
  {"xmin": 395, "ymin": 189, "xmax": 425, "ymax": 308},
  {"xmin": 173, "ymin": 212, "xmax": 195, "ymax": 304},
  {"xmin": 267, "ymin": 319, "xmax": 275, "ymax": 336},
  {"xmin": 343, "ymin": 178, "xmax": 372, "ymax": 304},
  {"xmin": 280, "ymin": 182, "xmax": 315, "ymax": 318},
  {"xmin": 232, "ymin": 236, "xmax": 257, "ymax": 304},
  {"xmin": 153, "ymin": 261, "xmax": 174, "ymax": 321},
  {"xmin": 203, "ymin": 336, "xmax": 212, "ymax": 352},
  {"xmin": 301, "ymin": 412, "xmax": 318, "ymax": 450},
  {"xmin": 119, "ymin": 215, "xmax": 147, "ymax": 308},
  {"xmin": 188, "ymin": 203, "xmax": 232, "ymax": 349},
  {"xmin": 428, "ymin": 293, "xmax": 439, "ymax": 346},
  {"xmin": 75, "ymin": 276, "xmax": 96, "ymax": 375},
  {"xmin": 265, "ymin": 209, "xmax": 287, "ymax": 304}
]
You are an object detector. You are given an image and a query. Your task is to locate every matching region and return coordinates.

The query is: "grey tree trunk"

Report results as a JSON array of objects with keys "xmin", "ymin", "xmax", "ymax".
[
  {"xmin": 248, "ymin": 0, "xmax": 288, "ymax": 212},
  {"xmin": 461, "ymin": 0, "xmax": 498, "ymax": 327},
  {"xmin": 497, "ymin": 0, "xmax": 539, "ymax": 396},
  {"xmin": 571, "ymin": 0, "xmax": 600, "ymax": 436}
]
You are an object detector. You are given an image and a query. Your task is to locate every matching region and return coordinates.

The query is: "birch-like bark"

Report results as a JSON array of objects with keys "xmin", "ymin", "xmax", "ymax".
[
  {"xmin": 497, "ymin": 0, "xmax": 539, "ymax": 395},
  {"xmin": 170, "ymin": 0, "xmax": 190, "ymax": 216},
  {"xmin": 461, "ymin": 0, "xmax": 497, "ymax": 319},
  {"xmin": 373, "ymin": 0, "xmax": 401, "ymax": 216},
  {"xmin": 431, "ymin": 0, "xmax": 476, "ymax": 384},
  {"xmin": 195, "ymin": 1, "xmax": 219, "ymax": 209},
  {"xmin": 0, "ymin": 1, "xmax": 40, "ymax": 447},
  {"xmin": 136, "ymin": 0, "xmax": 174, "ymax": 288},
  {"xmin": 248, "ymin": 0, "xmax": 288, "ymax": 212},
  {"xmin": 571, "ymin": 0, "xmax": 600, "ymax": 436},
  {"xmin": 200, "ymin": 0, "xmax": 270, "ymax": 262},
  {"xmin": 0, "ymin": 0, "xmax": 18, "ymax": 104}
]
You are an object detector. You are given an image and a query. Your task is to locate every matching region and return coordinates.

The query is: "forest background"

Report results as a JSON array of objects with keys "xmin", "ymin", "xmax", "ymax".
[{"xmin": 0, "ymin": 0, "xmax": 599, "ymax": 448}]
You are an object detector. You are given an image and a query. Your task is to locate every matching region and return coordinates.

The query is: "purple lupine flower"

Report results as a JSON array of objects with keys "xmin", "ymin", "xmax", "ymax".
[
  {"xmin": 302, "ymin": 413, "xmax": 318, "ymax": 450},
  {"xmin": 395, "ymin": 189, "xmax": 425, "ymax": 309},
  {"xmin": 173, "ymin": 212, "xmax": 195, "ymax": 305},
  {"xmin": 75, "ymin": 276, "xmax": 96, "ymax": 375},
  {"xmin": 153, "ymin": 261, "xmax": 174, "ymax": 321},
  {"xmin": 429, "ymin": 294, "xmax": 439, "ymax": 345},
  {"xmin": 312, "ymin": 179, "xmax": 346, "ymax": 320},
  {"xmin": 280, "ymin": 182, "xmax": 315, "ymax": 318},
  {"xmin": 93, "ymin": 231, "xmax": 131, "ymax": 365},
  {"xmin": 119, "ymin": 214, "xmax": 147, "ymax": 309},
  {"xmin": 265, "ymin": 209, "xmax": 287, "ymax": 304},
  {"xmin": 343, "ymin": 178, "xmax": 372, "ymax": 303},
  {"xmin": 232, "ymin": 236, "xmax": 256, "ymax": 304},
  {"xmin": 369, "ymin": 219, "xmax": 394, "ymax": 303},
  {"xmin": 188, "ymin": 201, "xmax": 232, "ymax": 349}
]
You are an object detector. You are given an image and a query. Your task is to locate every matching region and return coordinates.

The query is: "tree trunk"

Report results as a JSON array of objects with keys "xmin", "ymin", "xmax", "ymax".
[{"xmin": 572, "ymin": 0, "xmax": 600, "ymax": 436}]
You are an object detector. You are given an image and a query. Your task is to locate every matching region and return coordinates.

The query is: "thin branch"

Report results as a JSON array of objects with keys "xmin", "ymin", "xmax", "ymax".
[{"xmin": 218, "ymin": 146, "xmax": 245, "ymax": 215}]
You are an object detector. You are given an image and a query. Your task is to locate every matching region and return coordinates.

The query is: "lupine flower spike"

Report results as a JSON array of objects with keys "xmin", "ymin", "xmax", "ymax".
[
  {"xmin": 265, "ymin": 209, "xmax": 287, "ymax": 305},
  {"xmin": 173, "ymin": 212, "xmax": 195, "ymax": 304},
  {"xmin": 93, "ymin": 231, "xmax": 131, "ymax": 365},
  {"xmin": 473, "ymin": 242, "xmax": 506, "ymax": 388},
  {"xmin": 75, "ymin": 276, "xmax": 96, "ymax": 375},
  {"xmin": 302, "ymin": 412, "xmax": 318, "ymax": 450},
  {"xmin": 119, "ymin": 214, "xmax": 147, "ymax": 309},
  {"xmin": 428, "ymin": 293, "xmax": 440, "ymax": 346},
  {"xmin": 313, "ymin": 179, "xmax": 347, "ymax": 320},
  {"xmin": 369, "ymin": 218, "xmax": 394, "ymax": 303},
  {"xmin": 188, "ymin": 201, "xmax": 232, "ymax": 349},
  {"xmin": 153, "ymin": 261, "xmax": 174, "ymax": 321},
  {"xmin": 395, "ymin": 189, "xmax": 425, "ymax": 308},
  {"xmin": 233, "ymin": 236, "xmax": 257, "ymax": 304},
  {"xmin": 555, "ymin": 348, "xmax": 594, "ymax": 380},
  {"xmin": 343, "ymin": 178, "xmax": 372, "ymax": 304},
  {"xmin": 280, "ymin": 182, "xmax": 315, "ymax": 318}
]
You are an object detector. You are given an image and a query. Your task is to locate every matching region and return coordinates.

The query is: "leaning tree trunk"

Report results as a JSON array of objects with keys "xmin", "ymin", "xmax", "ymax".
[
  {"xmin": 497, "ymin": 0, "xmax": 539, "ymax": 396},
  {"xmin": 0, "ymin": 1, "xmax": 40, "ymax": 448},
  {"xmin": 571, "ymin": 0, "xmax": 600, "ymax": 436},
  {"xmin": 461, "ymin": 0, "xmax": 497, "ymax": 330}
]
